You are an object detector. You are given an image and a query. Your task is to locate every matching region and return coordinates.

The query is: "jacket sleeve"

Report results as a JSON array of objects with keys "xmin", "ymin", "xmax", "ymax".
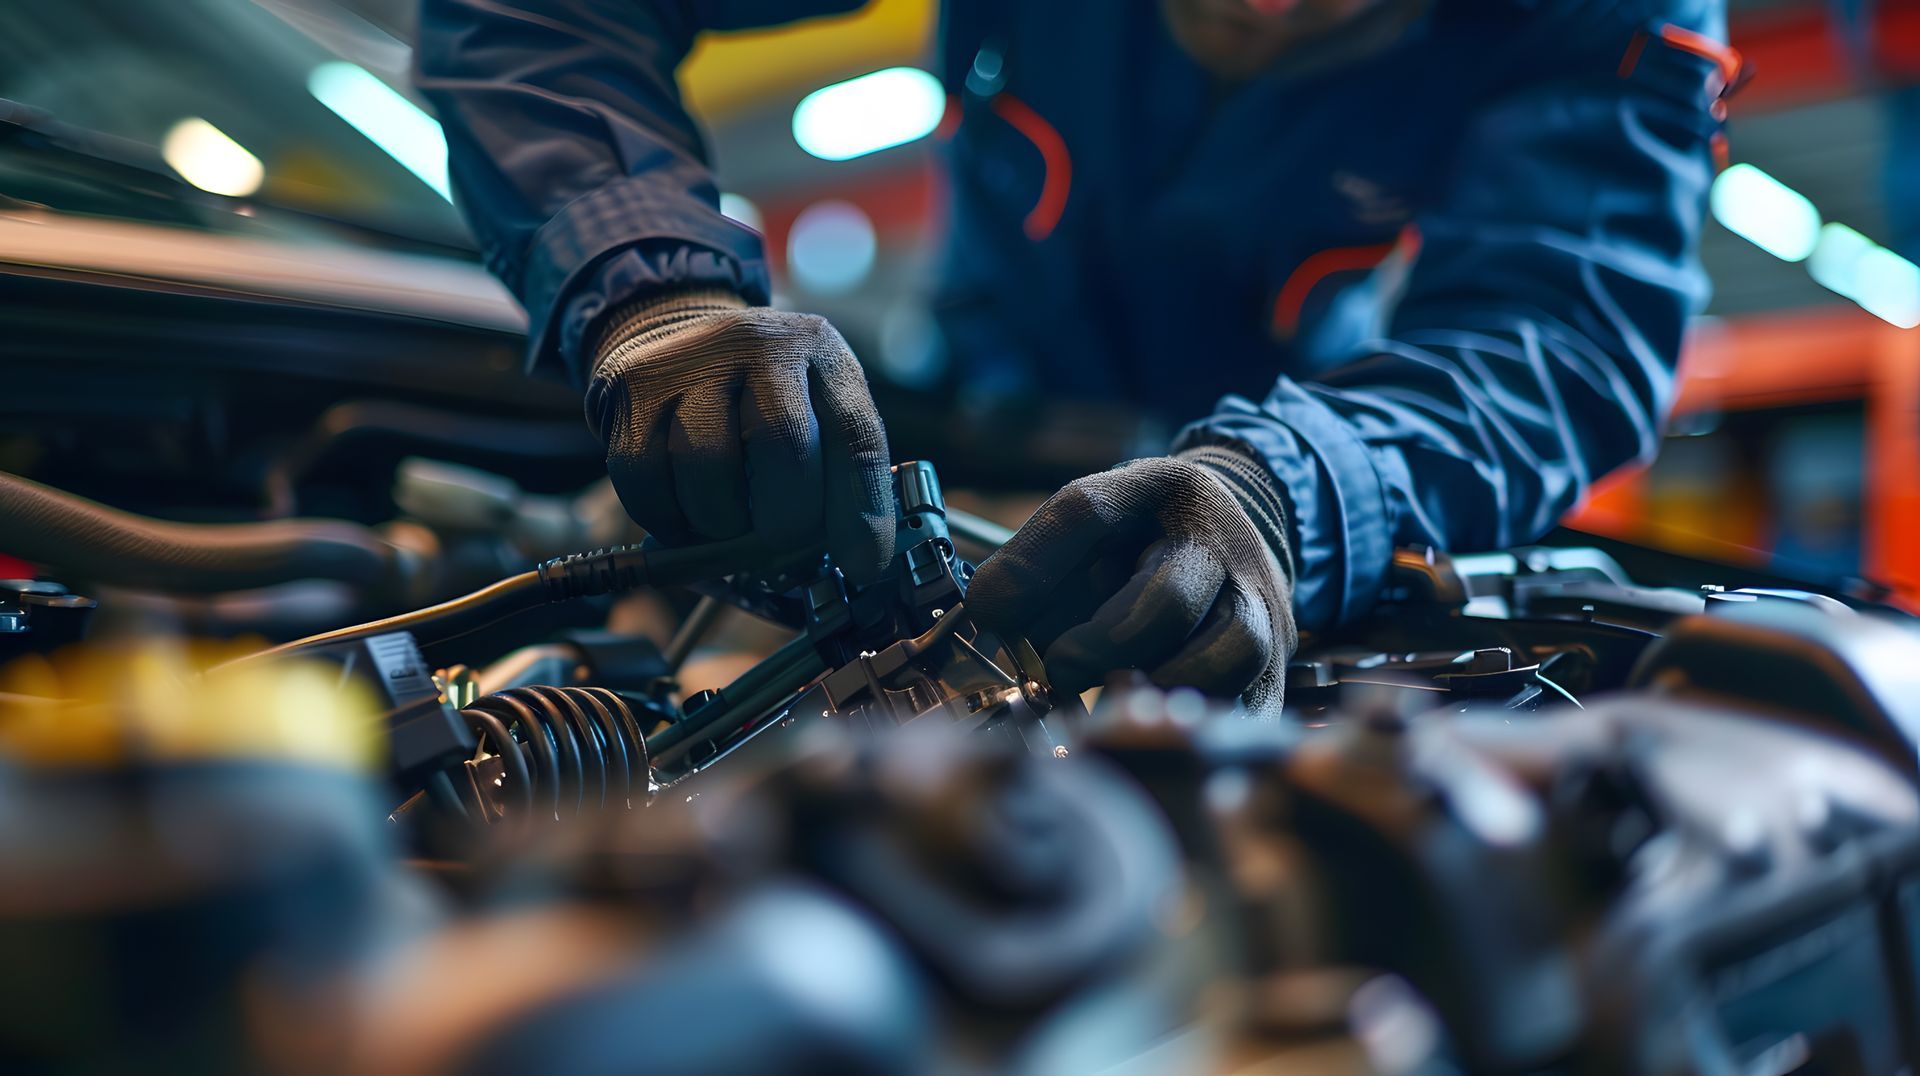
[
  {"xmin": 1177, "ymin": 4, "xmax": 1729, "ymax": 631},
  {"xmin": 415, "ymin": 0, "xmax": 865, "ymax": 380}
]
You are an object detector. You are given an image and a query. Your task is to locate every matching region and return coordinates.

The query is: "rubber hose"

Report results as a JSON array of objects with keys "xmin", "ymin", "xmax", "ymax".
[{"xmin": 0, "ymin": 470, "xmax": 405, "ymax": 594}]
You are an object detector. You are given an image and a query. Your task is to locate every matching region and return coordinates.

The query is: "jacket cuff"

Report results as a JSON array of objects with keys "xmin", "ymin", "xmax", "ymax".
[
  {"xmin": 1175, "ymin": 384, "xmax": 1394, "ymax": 631},
  {"xmin": 516, "ymin": 178, "xmax": 772, "ymax": 382}
]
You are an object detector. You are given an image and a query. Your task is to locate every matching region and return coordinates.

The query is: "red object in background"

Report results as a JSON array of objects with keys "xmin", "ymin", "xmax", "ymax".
[
  {"xmin": 1730, "ymin": 0, "xmax": 1920, "ymax": 113},
  {"xmin": 757, "ymin": 160, "xmax": 941, "ymax": 273},
  {"xmin": 0, "ymin": 554, "xmax": 37, "ymax": 580},
  {"xmin": 1569, "ymin": 307, "xmax": 1920, "ymax": 610}
]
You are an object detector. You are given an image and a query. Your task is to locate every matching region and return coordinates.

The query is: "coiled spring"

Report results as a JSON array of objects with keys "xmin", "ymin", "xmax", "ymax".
[{"xmin": 459, "ymin": 686, "xmax": 652, "ymax": 822}]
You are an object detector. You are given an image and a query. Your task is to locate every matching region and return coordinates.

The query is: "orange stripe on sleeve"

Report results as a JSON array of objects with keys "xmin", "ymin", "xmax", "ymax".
[{"xmin": 988, "ymin": 95, "xmax": 1073, "ymax": 241}]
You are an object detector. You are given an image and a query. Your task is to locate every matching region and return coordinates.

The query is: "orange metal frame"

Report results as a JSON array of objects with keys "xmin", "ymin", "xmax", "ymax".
[{"xmin": 1567, "ymin": 307, "xmax": 1920, "ymax": 607}]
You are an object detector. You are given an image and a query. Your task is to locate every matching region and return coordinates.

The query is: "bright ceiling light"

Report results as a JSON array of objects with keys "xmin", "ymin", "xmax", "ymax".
[
  {"xmin": 1808, "ymin": 222, "xmax": 1874, "ymax": 296},
  {"xmin": 792, "ymin": 67, "xmax": 945, "ymax": 162},
  {"xmin": 1808, "ymin": 223, "xmax": 1920, "ymax": 328},
  {"xmin": 1718, "ymin": 156, "xmax": 1919, "ymax": 330},
  {"xmin": 1710, "ymin": 163, "xmax": 1821, "ymax": 262},
  {"xmin": 1853, "ymin": 246, "xmax": 1920, "ymax": 329},
  {"xmin": 161, "ymin": 118, "xmax": 264, "ymax": 198},
  {"xmin": 308, "ymin": 61, "xmax": 452, "ymax": 201}
]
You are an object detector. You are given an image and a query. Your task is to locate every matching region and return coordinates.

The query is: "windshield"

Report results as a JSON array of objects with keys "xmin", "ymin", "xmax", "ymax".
[{"xmin": 0, "ymin": 0, "xmax": 472, "ymax": 252}]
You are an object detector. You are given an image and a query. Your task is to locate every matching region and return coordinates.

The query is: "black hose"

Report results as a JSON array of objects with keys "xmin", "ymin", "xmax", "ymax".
[{"xmin": 0, "ymin": 470, "xmax": 407, "ymax": 594}]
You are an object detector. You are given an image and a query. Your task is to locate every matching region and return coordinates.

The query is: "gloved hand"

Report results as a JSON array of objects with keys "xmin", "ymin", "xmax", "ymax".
[
  {"xmin": 586, "ymin": 289, "xmax": 895, "ymax": 583},
  {"xmin": 967, "ymin": 447, "xmax": 1296, "ymax": 717}
]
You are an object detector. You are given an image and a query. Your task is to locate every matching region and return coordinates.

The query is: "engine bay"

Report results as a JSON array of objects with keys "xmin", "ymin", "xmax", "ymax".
[{"xmin": 5, "ymin": 446, "xmax": 1920, "ymax": 1074}]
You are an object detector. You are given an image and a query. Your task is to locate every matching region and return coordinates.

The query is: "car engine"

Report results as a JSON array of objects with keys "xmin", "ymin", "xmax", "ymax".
[{"xmin": 5, "ymin": 449, "xmax": 1920, "ymax": 1075}]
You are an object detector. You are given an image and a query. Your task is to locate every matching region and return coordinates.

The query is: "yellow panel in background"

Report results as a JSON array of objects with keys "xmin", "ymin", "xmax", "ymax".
[{"xmin": 681, "ymin": 0, "xmax": 935, "ymax": 119}]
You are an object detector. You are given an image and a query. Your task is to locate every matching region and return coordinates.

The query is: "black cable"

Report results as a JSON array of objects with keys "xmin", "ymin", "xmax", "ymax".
[
  {"xmin": 226, "ymin": 570, "xmax": 545, "ymax": 667},
  {"xmin": 227, "ymin": 534, "xmax": 797, "ymax": 667}
]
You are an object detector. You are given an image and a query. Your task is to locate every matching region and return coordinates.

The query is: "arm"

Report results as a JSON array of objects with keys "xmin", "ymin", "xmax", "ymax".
[
  {"xmin": 415, "ymin": 0, "xmax": 864, "ymax": 379},
  {"xmin": 1178, "ymin": 3, "xmax": 1729, "ymax": 630},
  {"xmin": 416, "ymin": 0, "xmax": 897, "ymax": 579}
]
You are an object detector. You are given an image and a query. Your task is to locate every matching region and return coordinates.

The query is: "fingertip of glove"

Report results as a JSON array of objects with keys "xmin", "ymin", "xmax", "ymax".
[
  {"xmin": 831, "ymin": 516, "xmax": 896, "ymax": 587},
  {"xmin": 1036, "ymin": 640, "xmax": 1099, "ymax": 699},
  {"xmin": 961, "ymin": 554, "xmax": 1027, "ymax": 632},
  {"xmin": 839, "ymin": 556, "xmax": 890, "ymax": 588}
]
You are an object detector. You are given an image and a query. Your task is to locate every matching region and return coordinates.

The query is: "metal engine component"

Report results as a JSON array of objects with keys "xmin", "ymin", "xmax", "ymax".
[
  {"xmin": 1087, "ymin": 594, "xmax": 1920, "ymax": 1074},
  {"xmin": 458, "ymin": 685, "xmax": 657, "ymax": 822},
  {"xmin": 0, "ymin": 578, "xmax": 95, "ymax": 661},
  {"xmin": 18, "ymin": 453, "xmax": 1920, "ymax": 1073},
  {"xmin": 514, "ymin": 460, "xmax": 1082, "ymax": 798}
]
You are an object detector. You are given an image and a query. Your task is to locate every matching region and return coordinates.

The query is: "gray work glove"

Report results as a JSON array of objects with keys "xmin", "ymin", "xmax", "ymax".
[
  {"xmin": 585, "ymin": 289, "xmax": 895, "ymax": 583},
  {"xmin": 967, "ymin": 447, "xmax": 1296, "ymax": 717}
]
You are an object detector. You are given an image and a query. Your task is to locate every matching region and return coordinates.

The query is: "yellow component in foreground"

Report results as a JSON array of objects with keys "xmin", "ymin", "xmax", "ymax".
[{"xmin": 0, "ymin": 640, "xmax": 380, "ymax": 772}]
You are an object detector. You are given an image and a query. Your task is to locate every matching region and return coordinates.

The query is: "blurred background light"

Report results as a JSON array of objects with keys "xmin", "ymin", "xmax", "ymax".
[
  {"xmin": 1852, "ymin": 246, "xmax": 1920, "ymax": 328},
  {"xmin": 792, "ymin": 67, "xmax": 944, "ymax": 162},
  {"xmin": 161, "ymin": 118, "xmax": 264, "ymax": 198},
  {"xmin": 1710, "ymin": 163, "xmax": 1821, "ymax": 262},
  {"xmin": 720, "ymin": 192, "xmax": 763, "ymax": 232},
  {"xmin": 1807, "ymin": 222, "xmax": 1874, "ymax": 295},
  {"xmin": 787, "ymin": 200, "xmax": 876, "ymax": 294},
  {"xmin": 307, "ymin": 61, "xmax": 452, "ymax": 201},
  {"xmin": 1808, "ymin": 222, "xmax": 1920, "ymax": 327},
  {"xmin": 878, "ymin": 305, "xmax": 947, "ymax": 389}
]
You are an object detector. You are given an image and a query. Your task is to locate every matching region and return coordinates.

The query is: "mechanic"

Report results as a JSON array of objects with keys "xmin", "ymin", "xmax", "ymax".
[{"xmin": 416, "ymin": 0, "xmax": 1733, "ymax": 716}]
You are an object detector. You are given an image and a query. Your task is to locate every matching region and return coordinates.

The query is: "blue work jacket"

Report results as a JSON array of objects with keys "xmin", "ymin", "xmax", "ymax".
[{"xmin": 417, "ymin": 0, "xmax": 1730, "ymax": 630}]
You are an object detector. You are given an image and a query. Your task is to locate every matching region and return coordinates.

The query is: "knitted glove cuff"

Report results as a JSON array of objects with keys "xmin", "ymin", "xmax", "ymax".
[
  {"xmin": 591, "ymin": 288, "xmax": 749, "ymax": 377},
  {"xmin": 1177, "ymin": 444, "xmax": 1296, "ymax": 586}
]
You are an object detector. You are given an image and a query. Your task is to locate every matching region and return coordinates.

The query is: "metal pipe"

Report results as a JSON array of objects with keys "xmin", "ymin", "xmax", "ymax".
[
  {"xmin": 646, "ymin": 634, "xmax": 826, "ymax": 768},
  {"xmin": 947, "ymin": 506, "xmax": 1015, "ymax": 556},
  {"xmin": 663, "ymin": 595, "xmax": 726, "ymax": 672}
]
